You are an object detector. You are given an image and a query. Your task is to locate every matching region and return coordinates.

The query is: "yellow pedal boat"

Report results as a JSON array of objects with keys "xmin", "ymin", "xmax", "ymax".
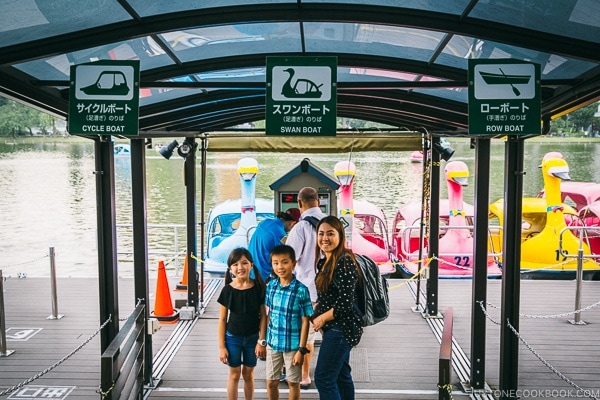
[{"xmin": 488, "ymin": 152, "xmax": 600, "ymax": 280}]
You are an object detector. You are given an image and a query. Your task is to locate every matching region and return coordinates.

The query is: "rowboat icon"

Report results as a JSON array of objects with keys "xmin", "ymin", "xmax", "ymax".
[{"xmin": 479, "ymin": 68, "xmax": 530, "ymax": 96}]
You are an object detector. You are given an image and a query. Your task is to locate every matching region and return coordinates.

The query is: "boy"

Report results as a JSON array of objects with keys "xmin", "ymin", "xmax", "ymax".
[{"xmin": 264, "ymin": 244, "xmax": 314, "ymax": 400}]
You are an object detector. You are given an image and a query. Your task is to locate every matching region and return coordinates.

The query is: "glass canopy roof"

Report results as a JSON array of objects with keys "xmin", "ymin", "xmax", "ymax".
[{"xmin": 1, "ymin": 0, "xmax": 599, "ymax": 135}]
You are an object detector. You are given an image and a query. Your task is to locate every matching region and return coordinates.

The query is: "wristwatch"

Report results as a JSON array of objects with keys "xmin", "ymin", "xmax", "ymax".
[
  {"xmin": 258, "ymin": 339, "xmax": 267, "ymax": 347},
  {"xmin": 297, "ymin": 346, "xmax": 310, "ymax": 355}
]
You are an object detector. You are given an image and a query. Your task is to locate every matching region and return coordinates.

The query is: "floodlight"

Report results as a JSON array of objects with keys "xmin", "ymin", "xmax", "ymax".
[
  {"xmin": 177, "ymin": 138, "xmax": 196, "ymax": 158},
  {"xmin": 433, "ymin": 138, "xmax": 454, "ymax": 161},
  {"xmin": 159, "ymin": 140, "xmax": 178, "ymax": 160}
]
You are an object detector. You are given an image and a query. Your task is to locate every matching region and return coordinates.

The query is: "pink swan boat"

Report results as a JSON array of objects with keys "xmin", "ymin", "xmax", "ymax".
[
  {"xmin": 334, "ymin": 160, "xmax": 398, "ymax": 276},
  {"xmin": 392, "ymin": 160, "xmax": 502, "ymax": 279}
]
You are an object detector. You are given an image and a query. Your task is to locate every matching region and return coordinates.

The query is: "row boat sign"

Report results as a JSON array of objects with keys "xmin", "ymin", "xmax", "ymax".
[
  {"xmin": 266, "ymin": 56, "xmax": 337, "ymax": 136},
  {"xmin": 468, "ymin": 59, "xmax": 540, "ymax": 135},
  {"xmin": 68, "ymin": 60, "xmax": 140, "ymax": 136}
]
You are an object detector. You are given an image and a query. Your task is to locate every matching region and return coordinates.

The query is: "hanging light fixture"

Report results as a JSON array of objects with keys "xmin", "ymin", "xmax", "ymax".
[
  {"xmin": 177, "ymin": 138, "xmax": 196, "ymax": 158},
  {"xmin": 432, "ymin": 138, "xmax": 455, "ymax": 161},
  {"xmin": 158, "ymin": 140, "xmax": 179, "ymax": 160}
]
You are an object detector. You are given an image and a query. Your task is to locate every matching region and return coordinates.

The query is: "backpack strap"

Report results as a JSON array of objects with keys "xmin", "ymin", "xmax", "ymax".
[{"xmin": 303, "ymin": 215, "xmax": 320, "ymax": 229}]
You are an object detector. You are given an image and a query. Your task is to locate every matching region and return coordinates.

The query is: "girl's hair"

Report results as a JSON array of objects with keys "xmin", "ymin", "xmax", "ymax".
[
  {"xmin": 314, "ymin": 215, "xmax": 358, "ymax": 293},
  {"xmin": 225, "ymin": 247, "xmax": 265, "ymax": 293}
]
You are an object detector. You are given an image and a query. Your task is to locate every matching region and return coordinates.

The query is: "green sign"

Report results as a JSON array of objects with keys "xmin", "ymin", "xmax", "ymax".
[
  {"xmin": 68, "ymin": 60, "xmax": 140, "ymax": 136},
  {"xmin": 468, "ymin": 59, "xmax": 540, "ymax": 135},
  {"xmin": 266, "ymin": 56, "xmax": 337, "ymax": 136}
]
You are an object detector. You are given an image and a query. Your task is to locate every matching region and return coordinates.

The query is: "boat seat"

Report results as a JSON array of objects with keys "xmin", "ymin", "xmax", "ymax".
[
  {"xmin": 362, "ymin": 234, "xmax": 384, "ymax": 249},
  {"xmin": 209, "ymin": 235, "xmax": 225, "ymax": 250}
]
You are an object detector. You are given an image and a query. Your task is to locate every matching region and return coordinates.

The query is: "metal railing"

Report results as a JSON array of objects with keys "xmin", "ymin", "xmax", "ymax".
[
  {"xmin": 398, "ymin": 224, "xmax": 503, "ymax": 259},
  {"xmin": 438, "ymin": 307, "xmax": 454, "ymax": 400},
  {"xmin": 100, "ymin": 302, "xmax": 146, "ymax": 400},
  {"xmin": 116, "ymin": 223, "xmax": 187, "ymax": 272}
]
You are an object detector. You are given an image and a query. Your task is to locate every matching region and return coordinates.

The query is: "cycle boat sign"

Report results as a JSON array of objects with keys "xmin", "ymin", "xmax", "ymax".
[
  {"xmin": 266, "ymin": 56, "xmax": 337, "ymax": 136},
  {"xmin": 69, "ymin": 60, "xmax": 140, "ymax": 136},
  {"xmin": 468, "ymin": 59, "xmax": 540, "ymax": 135}
]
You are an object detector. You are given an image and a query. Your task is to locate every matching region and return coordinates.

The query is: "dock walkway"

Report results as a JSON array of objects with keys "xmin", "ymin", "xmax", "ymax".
[{"xmin": 1, "ymin": 275, "xmax": 599, "ymax": 399}]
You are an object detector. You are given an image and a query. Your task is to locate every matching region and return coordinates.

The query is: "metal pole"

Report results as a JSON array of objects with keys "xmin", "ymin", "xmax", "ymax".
[
  {"xmin": 199, "ymin": 137, "xmax": 207, "ymax": 305},
  {"xmin": 184, "ymin": 139, "xmax": 199, "ymax": 311},
  {"xmin": 0, "ymin": 270, "xmax": 15, "ymax": 357},
  {"xmin": 569, "ymin": 227, "xmax": 586, "ymax": 325},
  {"xmin": 470, "ymin": 137, "xmax": 490, "ymax": 391},
  {"xmin": 426, "ymin": 136, "xmax": 441, "ymax": 318},
  {"xmin": 413, "ymin": 135, "xmax": 428, "ymax": 313},
  {"xmin": 47, "ymin": 247, "xmax": 64, "ymax": 320},
  {"xmin": 499, "ymin": 136, "xmax": 524, "ymax": 399}
]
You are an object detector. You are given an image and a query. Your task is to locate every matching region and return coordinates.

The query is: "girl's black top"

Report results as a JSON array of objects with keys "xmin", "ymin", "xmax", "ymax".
[{"xmin": 217, "ymin": 283, "xmax": 264, "ymax": 336}]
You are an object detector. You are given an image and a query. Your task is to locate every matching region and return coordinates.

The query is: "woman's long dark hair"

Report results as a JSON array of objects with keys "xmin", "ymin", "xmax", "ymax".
[
  {"xmin": 314, "ymin": 215, "xmax": 358, "ymax": 293},
  {"xmin": 225, "ymin": 247, "xmax": 265, "ymax": 294}
]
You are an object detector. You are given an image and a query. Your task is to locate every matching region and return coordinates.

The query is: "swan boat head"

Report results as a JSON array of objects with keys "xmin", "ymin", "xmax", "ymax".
[{"xmin": 205, "ymin": 158, "xmax": 266, "ymax": 273}]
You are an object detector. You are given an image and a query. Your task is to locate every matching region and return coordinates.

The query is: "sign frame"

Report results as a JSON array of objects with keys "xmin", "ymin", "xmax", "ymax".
[
  {"xmin": 68, "ymin": 60, "xmax": 140, "ymax": 136},
  {"xmin": 468, "ymin": 59, "xmax": 540, "ymax": 136},
  {"xmin": 266, "ymin": 56, "xmax": 337, "ymax": 136}
]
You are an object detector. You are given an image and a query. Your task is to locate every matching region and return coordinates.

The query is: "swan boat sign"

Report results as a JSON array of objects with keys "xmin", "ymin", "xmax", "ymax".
[{"xmin": 266, "ymin": 56, "xmax": 337, "ymax": 136}]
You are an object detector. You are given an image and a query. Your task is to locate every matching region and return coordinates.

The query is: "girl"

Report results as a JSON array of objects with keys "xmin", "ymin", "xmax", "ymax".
[
  {"xmin": 217, "ymin": 248, "xmax": 268, "ymax": 400},
  {"xmin": 311, "ymin": 216, "xmax": 363, "ymax": 400}
]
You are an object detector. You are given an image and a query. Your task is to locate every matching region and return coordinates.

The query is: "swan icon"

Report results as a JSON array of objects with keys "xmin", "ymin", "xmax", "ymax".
[{"xmin": 281, "ymin": 68, "xmax": 323, "ymax": 99}]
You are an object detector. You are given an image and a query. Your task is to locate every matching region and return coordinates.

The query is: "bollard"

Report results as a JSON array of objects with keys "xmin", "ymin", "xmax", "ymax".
[
  {"xmin": 47, "ymin": 247, "xmax": 64, "ymax": 320},
  {"xmin": 0, "ymin": 270, "xmax": 16, "ymax": 357},
  {"xmin": 569, "ymin": 230, "xmax": 586, "ymax": 325}
]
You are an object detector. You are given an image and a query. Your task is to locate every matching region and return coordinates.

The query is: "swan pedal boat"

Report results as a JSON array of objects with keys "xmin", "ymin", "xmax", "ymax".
[
  {"xmin": 204, "ymin": 198, "xmax": 274, "ymax": 274},
  {"xmin": 538, "ymin": 180, "xmax": 600, "ymax": 260},
  {"xmin": 392, "ymin": 199, "xmax": 502, "ymax": 279},
  {"xmin": 392, "ymin": 160, "xmax": 502, "ymax": 279},
  {"xmin": 490, "ymin": 152, "xmax": 600, "ymax": 280},
  {"xmin": 351, "ymin": 199, "xmax": 399, "ymax": 276},
  {"xmin": 114, "ymin": 143, "xmax": 131, "ymax": 157},
  {"xmin": 204, "ymin": 157, "xmax": 274, "ymax": 274}
]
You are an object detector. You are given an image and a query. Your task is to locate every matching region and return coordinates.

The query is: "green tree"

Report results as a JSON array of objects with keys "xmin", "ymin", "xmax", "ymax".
[
  {"xmin": 0, "ymin": 97, "xmax": 57, "ymax": 136},
  {"xmin": 552, "ymin": 101, "xmax": 599, "ymax": 136}
]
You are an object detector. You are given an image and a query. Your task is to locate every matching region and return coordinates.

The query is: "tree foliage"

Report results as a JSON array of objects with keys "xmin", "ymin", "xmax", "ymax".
[
  {"xmin": 0, "ymin": 97, "xmax": 60, "ymax": 136},
  {"xmin": 553, "ymin": 101, "xmax": 600, "ymax": 135}
]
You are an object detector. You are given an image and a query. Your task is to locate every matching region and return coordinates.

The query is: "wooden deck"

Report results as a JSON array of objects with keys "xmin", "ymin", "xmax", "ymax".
[{"xmin": 1, "ymin": 275, "xmax": 600, "ymax": 400}]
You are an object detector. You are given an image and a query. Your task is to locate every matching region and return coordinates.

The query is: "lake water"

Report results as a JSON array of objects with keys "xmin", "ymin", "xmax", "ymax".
[{"xmin": 1, "ymin": 138, "xmax": 599, "ymax": 278}]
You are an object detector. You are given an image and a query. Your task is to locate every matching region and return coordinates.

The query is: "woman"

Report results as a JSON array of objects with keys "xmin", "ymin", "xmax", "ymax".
[{"xmin": 311, "ymin": 215, "xmax": 363, "ymax": 400}]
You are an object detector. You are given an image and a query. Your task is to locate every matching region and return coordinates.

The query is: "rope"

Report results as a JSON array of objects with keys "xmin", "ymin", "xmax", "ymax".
[
  {"xmin": 0, "ymin": 300, "xmax": 143, "ymax": 398},
  {"xmin": 477, "ymin": 301, "xmax": 600, "ymax": 400},
  {"xmin": 482, "ymin": 299, "xmax": 600, "ymax": 319},
  {"xmin": 0, "ymin": 316, "xmax": 113, "ymax": 397},
  {"xmin": 0, "ymin": 253, "xmax": 49, "ymax": 270},
  {"xmin": 437, "ymin": 383, "xmax": 454, "ymax": 400},
  {"xmin": 388, "ymin": 258, "xmax": 432, "ymax": 290}
]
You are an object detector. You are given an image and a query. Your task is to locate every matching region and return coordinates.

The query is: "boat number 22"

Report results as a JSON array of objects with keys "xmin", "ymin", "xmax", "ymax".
[{"xmin": 453, "ymin": 256, "xmax": 470, "ymax": 267}]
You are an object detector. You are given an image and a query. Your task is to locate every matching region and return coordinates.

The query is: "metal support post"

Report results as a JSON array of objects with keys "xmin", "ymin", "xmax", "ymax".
[
  {"xmin": 47, "ymin": 247, "xmax": 64, "ymax": 320},
  {"xmin": 426, "ymin": 136, "xmax": 441, "ymax": 318},
  {"xmin": 499, "ymin": 137, "xmax": 524, "ymax": 399},
  {"xmin": 470, "ymin": 138, "xmax": 490, "ymax": 391},
  {"xmin": 184, "ymin": 139, "xmax": 199, "ymax": 312},
  {"xmin": 0, "ymin": 270, "xmax": 15, "ymax": 357}
]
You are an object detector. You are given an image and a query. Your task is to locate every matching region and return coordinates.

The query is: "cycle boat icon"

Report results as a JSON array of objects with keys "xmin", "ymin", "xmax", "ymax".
[{"xmin": 80, "ymin": 70, "xmax": 130, "ymax": 96}]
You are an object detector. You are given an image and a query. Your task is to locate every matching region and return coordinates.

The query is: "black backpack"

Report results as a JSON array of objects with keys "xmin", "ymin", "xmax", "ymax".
[{"xmin": 354, "ymin": 254, "xmax": 390, "ymax": 327}]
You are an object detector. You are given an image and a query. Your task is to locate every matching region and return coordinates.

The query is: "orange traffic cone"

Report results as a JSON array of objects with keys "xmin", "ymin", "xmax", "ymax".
[
  {"xmin": 175, "ymin": 252, "xmax": 188, "ymax": 291},
  {"xmin": 151, "ymin": 261, "xmax": 180, "ymax": 323}
]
